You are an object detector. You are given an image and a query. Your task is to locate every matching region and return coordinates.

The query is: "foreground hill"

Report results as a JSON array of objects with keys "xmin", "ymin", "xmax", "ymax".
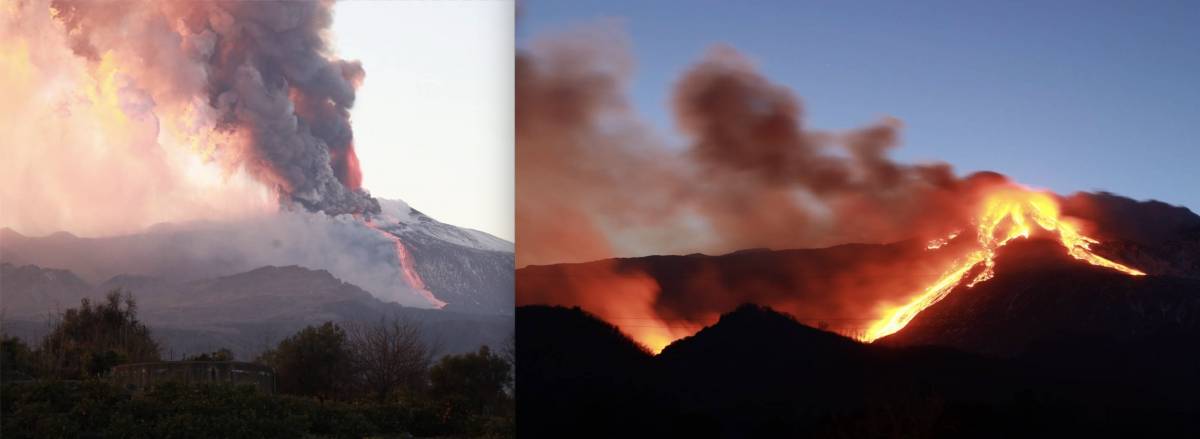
[{"xmin": 517, "ymin": 304, "xmax": 1200, "ymax": 438}]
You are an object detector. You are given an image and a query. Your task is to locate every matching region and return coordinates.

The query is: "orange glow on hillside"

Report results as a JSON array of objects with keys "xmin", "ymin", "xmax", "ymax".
[
  {"xmin": 861, "ymin": 187, "xmax": 1145, "ymax": 342},
  {"xmin": 515, "ymin": 263, "xmax": 700, "ymax": 354}
]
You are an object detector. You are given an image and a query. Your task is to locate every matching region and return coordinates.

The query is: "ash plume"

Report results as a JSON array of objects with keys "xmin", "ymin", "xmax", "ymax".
[
  {"xmin": 517, "ymin": 26, "xmax": 995, "ymax": 267},
  {"xmin": 45, "ymin": 0, "xmax": 378, "ymax": 215}
]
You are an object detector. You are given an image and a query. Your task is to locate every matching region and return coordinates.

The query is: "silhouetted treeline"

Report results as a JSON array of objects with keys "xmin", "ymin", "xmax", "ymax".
[
  {"xmin": 255, "ymin": 318, "xmax": 514, "ymax": 420},
  {"xmin": 516, "ymin": 304, "xmax": 1200, "ymax": 438},
  {"xmin": 1, "ymin": 291, "xmax": 514, "ymax": 438}
]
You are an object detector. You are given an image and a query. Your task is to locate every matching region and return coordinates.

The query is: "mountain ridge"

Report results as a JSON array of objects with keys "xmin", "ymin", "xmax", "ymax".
[{"xmin": 0, "ymin": 198, "xmax": 514, "ymax": 314}]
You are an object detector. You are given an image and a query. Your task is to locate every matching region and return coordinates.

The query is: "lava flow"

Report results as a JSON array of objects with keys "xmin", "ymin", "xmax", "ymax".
[
  {"xmin": 364, "ymin": 218, "xmax": 448, "ymax": 309},
  {"xmin": 861, "ymin": 187, "xmax": 1145, "ymax": 342}
]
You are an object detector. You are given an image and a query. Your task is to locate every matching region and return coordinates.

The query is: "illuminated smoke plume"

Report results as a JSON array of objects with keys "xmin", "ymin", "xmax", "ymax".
[
  {"xmin": 1, "ymin": 0, "xmax": 378, "ymax": 236},
  {"xmin": 517, "ymin": 26, "xmax": 981, "ymax": 267},
  {"xmin": 516, "ymin": 26, "xmax": 687, "ymax": 267}
]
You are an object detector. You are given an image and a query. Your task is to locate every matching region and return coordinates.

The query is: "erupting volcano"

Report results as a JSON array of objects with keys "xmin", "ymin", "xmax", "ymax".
[
  {"xmin": 0, "ymin": 0, "xmax": 516, "ymax": 313},
  {"xmin": 517, "ymin": 4, "xmax": 1200, "ymax": 436},
  {"xmin": 862, "ymin": 186, "xmax": 1146, "ymax": 342},
  {"xmin": 513, "ymin": 26, "xmax": 1185, "ymax": 356}
]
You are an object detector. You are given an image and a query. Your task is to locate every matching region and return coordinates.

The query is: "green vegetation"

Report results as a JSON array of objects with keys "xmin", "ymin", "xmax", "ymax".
[
  {"xmin": 1, "ymin": 291, "xmax": 514, "ymax": 438},
  {"xmin": 1, "ymin": 335, "xmax": 36, "ymax": 381},
  {"xmin": 431, "ymin": 346, "xmax": 513, "ymax": 418},
  {"xmin": 0, "ymin": 380, "xmax": 507, "ymax": 438},
  {"xmin": 37, "ymin": 290, "xmax": 160, "ymax": 379},
  {"xmin": 257, "ymin": 322, "xmax": 355, "ymax": 401}
]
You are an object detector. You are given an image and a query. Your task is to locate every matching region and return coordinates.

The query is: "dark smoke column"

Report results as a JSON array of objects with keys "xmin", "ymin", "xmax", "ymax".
[
  {"xmin": 53, "ymin": 0, "xmax": 380, "ymax": 215},
  {"xmin": 204, "ymin": 0, "xmax": 379, "ymax": 215}
]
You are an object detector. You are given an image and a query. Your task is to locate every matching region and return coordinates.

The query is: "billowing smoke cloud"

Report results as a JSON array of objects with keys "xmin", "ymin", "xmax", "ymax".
[
  {"xmin": 516, "ymin": 27, "xmax": 688, "ymax": 267},
  {"xmin": 1, "ymin": 0, "xmax": 378, "ymax": 235},
  {"xmin": 2, "ymin": 0, "xmax": 269, "ymax": 236},
  {"xmin": 517, "ymin": 26, "xmax": 994, "ymax": 267}
]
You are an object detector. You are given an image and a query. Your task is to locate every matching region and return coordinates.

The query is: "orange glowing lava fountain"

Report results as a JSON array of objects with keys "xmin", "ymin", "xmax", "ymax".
[{"xmin": 861, "ymin": 187, "xmax": 1145, "ymax": 342}]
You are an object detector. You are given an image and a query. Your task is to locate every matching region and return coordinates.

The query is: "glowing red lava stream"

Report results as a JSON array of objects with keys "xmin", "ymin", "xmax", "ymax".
[
  {"xmin": 364, "ymin": 218, "xmax": 448, "ymax": 309},
  {"xmin": 861, "ymin": 188, "xmax": 1144, "ymax": 342}
]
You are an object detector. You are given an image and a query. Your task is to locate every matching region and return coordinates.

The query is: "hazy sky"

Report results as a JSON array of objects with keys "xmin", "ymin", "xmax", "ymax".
[
  {"xmin": 519, "ymin": 0, "xmax": 1199, "ymax": 214},
  {"xmin": 335, "ymin": 1, "xmax": 514, "ymax": 241}
]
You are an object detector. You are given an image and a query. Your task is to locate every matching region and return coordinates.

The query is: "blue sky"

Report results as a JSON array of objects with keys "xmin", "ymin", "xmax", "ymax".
[{"xmin": 519, "ymin": 0, "xmax": 1199, "ymax": 213}]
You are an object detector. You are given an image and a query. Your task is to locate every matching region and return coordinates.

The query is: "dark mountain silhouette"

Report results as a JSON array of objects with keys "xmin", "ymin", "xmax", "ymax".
[
  {"xmin": 1060, "ymin": 192, "xmax": 1200, "ymax": 280},
  {"xmin": 1062, "ymin": 191, "xmax": 1200, "ymax": 247},
  {"xmin": 651, "ymin": 305, "xmax": 1025, "ymax": 437},
  {"xmin": 516, "ymin": 306, "xmax": 654, "ymax": 438},
  {"xmin": 518, "ymin": 304, "xmax": 1200, "ymax": 438},
  {"xmin": 880, "ymin": 238, "xmax": 1200, "ymax": 357}
]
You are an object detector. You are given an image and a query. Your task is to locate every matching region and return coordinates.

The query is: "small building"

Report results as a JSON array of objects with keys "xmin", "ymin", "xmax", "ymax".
[{"xmin": 109, "ymin": 361, "xmax": 275, "ymax": 394}]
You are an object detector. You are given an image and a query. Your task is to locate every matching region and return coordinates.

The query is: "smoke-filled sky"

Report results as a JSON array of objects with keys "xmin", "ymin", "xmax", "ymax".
[{"xmin": 519, "ymin": 0, "xmax": 1200, "ymax": 216}]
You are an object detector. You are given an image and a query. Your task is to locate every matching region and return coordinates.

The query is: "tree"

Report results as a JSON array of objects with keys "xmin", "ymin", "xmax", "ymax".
[
  {"xmin": 1, "ymin": 335, "xmax": 35, "ymax": 381},
  {"xmin": 430, "ymin": 346, "xmax": 513, "ymax": 416},
  {"xmin": 38, "ymin": 289, "xmax": 160, "ymax": 379},
  {"xmin": 346, "ymin": 316, "xmax": 436, "ymax": 401},
  {"xmin": 258, "ymin": 322, "xmax": 353, "ymax": 400},
  {"xmin": 502, "ymin": 332, "xmax": 515, "ymax": 393},
  {"xmin": 185, "ymin": 348, "xmax": 234, "ymax": 361}
]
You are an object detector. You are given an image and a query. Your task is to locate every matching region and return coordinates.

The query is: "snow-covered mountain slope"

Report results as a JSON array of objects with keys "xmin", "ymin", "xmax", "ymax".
[
  {"xmin": 0, "ymin": 198, "xmax": 513, "ymax": 315},
  {"xmin": 378, "ymin": 199, "xmax": 513, "ymax": 253},
  {"xmin": 372, "ymin": 199, "xmax": 514, "ymax": 315}
]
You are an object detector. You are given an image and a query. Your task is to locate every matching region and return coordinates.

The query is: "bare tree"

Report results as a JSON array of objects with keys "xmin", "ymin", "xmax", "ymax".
[
  {"xmin": 502, "ymin": 332, "xmax": 515, "ymax": 394},
  {"xmin": 254, "ymin": 326, "xmax": 279, "ymax": 363},
  {"xmin": 346, "ymin": 315, "xmax": 435, "ymax": 401},
  {"xmin": 502, "ymin": 332, "xmax": 515, "ymax": 366}
]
